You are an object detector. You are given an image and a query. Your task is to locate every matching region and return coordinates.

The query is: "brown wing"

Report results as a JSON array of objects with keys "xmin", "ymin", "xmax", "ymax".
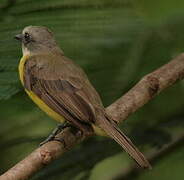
[{"xmin": 23, "ymin": 55, "xmax": 100, "ymax": 131}]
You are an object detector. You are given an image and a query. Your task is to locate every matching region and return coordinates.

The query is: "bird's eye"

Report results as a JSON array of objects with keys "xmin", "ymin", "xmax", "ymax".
[{"xmin": 24, "ymin": 32, "xmax": 30, "ymax": 41}]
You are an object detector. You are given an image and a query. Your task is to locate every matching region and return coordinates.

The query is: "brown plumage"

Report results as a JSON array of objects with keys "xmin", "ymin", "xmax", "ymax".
[{"xmin": 16, "ymin": 26, "xmax": 151, "ymax": 168}]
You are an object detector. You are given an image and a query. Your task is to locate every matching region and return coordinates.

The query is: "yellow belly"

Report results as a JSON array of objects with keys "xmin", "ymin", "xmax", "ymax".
[
  {"xmin": 19, "ymin": 55, "xmax": 65, "ymax": 123},
  {"xmin": 25, "ymin": 90, "xmax": 65, "ymax": 122}
]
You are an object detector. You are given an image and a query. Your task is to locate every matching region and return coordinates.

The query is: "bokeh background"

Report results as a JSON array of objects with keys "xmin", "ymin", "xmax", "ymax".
[{"xmin": 1, "ymin": 0, "xmax": 184, "ymax": 179}]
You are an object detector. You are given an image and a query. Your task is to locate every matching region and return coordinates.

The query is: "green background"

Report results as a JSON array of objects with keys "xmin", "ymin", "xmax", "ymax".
[{"xmin": 0, "ymin": 0, "xmax": 184, "ymax": 179}]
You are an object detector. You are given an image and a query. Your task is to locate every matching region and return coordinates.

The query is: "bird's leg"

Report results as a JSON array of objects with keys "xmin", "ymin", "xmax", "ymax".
[{"xmin": 39, "ymin": 122, "xmax": 70, "ymax": 146}]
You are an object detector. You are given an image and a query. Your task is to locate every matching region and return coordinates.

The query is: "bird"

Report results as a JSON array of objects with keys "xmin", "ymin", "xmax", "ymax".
[{"xmin": 15, "ymin": 26, "xmax": 151, "ymax": 168}]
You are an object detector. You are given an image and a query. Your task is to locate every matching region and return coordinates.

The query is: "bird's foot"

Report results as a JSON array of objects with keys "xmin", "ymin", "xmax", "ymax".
[{"xmin": 39, "ymin": 122, "xmax": 70, "ymax": 146}]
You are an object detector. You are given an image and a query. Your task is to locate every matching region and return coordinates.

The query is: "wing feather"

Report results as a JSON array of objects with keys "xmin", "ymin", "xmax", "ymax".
[{"xmin": 24, "ymin": 56, "xmax": 96, "ymax": 130}]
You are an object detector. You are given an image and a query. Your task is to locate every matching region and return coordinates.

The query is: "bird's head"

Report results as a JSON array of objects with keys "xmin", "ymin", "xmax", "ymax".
[{"xmin": 15, "ymin": 26, "xmax": 60, "ymax": 55}]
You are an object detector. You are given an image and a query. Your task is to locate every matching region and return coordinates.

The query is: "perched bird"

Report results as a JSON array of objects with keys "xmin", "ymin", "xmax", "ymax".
[{"xmin": 15, "ymin": 26, "xmax": 151, "ymax": 168}]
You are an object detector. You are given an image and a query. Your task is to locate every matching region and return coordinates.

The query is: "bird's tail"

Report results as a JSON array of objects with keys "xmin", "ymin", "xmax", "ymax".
[{"xmin": 97, "ymin": 115, "xmax": 151, "ymax": 169}]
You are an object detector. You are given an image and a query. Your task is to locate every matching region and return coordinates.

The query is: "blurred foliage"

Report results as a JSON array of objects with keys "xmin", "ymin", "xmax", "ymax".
[{"xmin": 0, "ymin": 0, "xmax": 184, "ymax": 179}]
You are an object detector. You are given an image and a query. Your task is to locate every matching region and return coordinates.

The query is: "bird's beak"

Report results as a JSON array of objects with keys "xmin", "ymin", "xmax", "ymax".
[{"xmin": 14, "ymin": 34, "xmax": 23, "ymax": 41}]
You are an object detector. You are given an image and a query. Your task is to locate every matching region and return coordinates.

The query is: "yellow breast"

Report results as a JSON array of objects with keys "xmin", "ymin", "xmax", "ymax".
[{"xmin": 18, "ymin": 55, "xmax": 65, "ymax": 123}]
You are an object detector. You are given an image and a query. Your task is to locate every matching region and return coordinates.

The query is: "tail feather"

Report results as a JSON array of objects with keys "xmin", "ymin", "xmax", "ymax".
[{"xmin": 98, "ymin": 117, "xmax": 151, "ymax": 169}]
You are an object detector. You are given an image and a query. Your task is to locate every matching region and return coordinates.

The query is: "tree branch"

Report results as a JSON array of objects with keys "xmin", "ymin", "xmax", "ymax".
[
  {"xmin": 1, "ymin": 53, "xmax": 184, "ymax": 180},
  {"xmin": 106, "ymin": 53, "xmax": 184, "ymax": 122}
]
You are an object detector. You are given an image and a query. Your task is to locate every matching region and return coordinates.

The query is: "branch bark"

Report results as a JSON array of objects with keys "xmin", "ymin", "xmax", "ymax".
[{"xmin": 1, "ymin": 53, "xmax": 184, "ymax": 180}]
